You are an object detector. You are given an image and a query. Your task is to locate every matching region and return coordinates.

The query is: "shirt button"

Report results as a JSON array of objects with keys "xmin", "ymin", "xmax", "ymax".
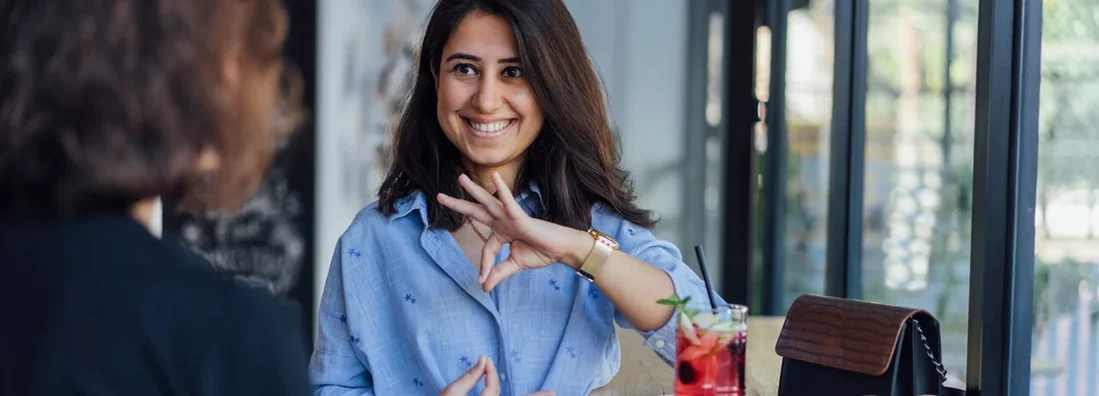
[
  {"xmin": 655, "ymin": 339, "xmax": 666, "ymax": 348},
  {"xmin": 500, "ymin": 374, "xmax": 507, "ymax": 382}
]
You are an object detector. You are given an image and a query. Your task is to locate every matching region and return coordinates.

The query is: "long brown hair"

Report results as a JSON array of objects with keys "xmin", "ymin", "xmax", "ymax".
[
  {"xmin": 378, "ymin": 0, "xmax": 655, "ymax": 231},
  {"xmin": 0, "ymin": 0, "xmax": 303, "ymax": 215}
]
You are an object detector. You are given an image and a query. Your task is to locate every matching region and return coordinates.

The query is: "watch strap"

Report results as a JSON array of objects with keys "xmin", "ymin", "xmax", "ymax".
[{"xmin": 577, "ymin": 229, "xmax": 617, "ymax": 281}]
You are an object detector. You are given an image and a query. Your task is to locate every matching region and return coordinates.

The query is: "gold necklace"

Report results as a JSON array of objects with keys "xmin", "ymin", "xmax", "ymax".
[{"xmin": 469, "ymin": 218, "xmax": 489, "ymax": 242}]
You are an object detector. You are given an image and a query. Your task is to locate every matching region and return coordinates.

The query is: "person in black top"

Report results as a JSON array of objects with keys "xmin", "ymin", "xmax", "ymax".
[{"xmin": 0, "ymin": 0, "xmax": 311, "ymax": 394}]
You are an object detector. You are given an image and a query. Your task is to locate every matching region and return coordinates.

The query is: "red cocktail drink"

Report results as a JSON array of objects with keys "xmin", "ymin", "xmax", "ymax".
[{"xmin": 674, "ymin": 304, "xmax": 748, "ymax": 396}]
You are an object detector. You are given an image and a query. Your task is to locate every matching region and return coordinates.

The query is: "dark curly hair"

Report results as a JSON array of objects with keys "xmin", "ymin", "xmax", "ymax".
[{"xmin": 0, "ymin": 0, "xmax": 303, "ymax": 216}]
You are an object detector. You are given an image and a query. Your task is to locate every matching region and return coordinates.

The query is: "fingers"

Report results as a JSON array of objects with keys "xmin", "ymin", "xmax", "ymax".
[
  {"xmin": 458, "ymin": 174, "xmax": 505, "ymax": 218},
  {"xmin": 446, "ymin": 172, "xmax": 528, "ymax": 223},
  {"xmin": 483, "ymin": 258, "xmax": 523, "ymax": 292},
  {"xmin": 439, "ymin": 356, "xmax": 487, "ymax": 396},
  {"xmin": 436, "ymin": 193, "xmax": 494, "ymax": 225},
  {"xmin": 491, "ymin": 171, "xmax": 525, "ymax": 216},
  {"xmin": 480, "ymin": 235, "xmax": 504, "ymax": 284},
  {"xmin": 479, "ymin": 356, "xmax": 500, "ymax": 396},
  {"xmin": 525, "ymin": 391, "xmax": 556, "ymax": 396}
]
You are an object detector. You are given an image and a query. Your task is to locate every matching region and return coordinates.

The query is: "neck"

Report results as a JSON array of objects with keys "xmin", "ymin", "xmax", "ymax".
[
  {"xmin": 463, "ymin": 157, "xmax": 523, "ymax": 195},
  {"xmin": 130, "ymin": 197, "xmax": 161, "ymax": 235}
]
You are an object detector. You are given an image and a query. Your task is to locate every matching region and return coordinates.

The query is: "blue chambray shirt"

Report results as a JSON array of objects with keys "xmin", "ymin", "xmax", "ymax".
[{"xmin": 309, "ymin": 185, "xmax": 725, "ymax": 395}]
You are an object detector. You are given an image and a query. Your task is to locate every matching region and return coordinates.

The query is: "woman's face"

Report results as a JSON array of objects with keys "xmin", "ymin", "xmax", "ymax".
[{"xmin": 435, "ymin": 11, "xmax": 544, "ymax": 171}]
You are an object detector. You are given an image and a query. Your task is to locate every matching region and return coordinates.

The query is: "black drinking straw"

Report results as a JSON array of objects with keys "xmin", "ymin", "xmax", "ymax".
[{"xmin": 693, "ymin": 245, "xmax": 718, "ymax": 311}]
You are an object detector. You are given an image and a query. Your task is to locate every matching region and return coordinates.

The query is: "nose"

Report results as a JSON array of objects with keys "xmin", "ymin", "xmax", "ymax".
[{"xmin": 472, "ymin": 75, "xmax": 503, "ymax": 113}]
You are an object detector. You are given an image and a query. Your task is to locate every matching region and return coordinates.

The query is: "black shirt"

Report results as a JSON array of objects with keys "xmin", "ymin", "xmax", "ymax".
[{"xmin": 0, "ymin": 213, "xmax": 311, "ymax": 395}]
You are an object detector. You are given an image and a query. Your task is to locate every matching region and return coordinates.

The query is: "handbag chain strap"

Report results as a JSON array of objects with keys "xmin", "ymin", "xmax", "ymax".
[{"xmin": 911, "ymin": 318, "xmax": 949, "ymax": 382}]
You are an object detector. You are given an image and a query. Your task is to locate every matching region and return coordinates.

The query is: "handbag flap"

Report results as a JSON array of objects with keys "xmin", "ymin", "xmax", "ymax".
[{"xmin": 774, "ymin": 294, "xmax": 929, "ymax": 376}]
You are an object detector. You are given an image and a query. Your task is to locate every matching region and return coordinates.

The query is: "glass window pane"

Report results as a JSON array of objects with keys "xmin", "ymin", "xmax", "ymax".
[
  {"xmin": 780, "ymin": 0, "xmax": 835, "ymax": 312},
  {"xmin": 566, "ymin": 0, "xmax": 692, "ymax": 251},
  {"xmin": 861, "ymin": 0, "xmax": 978, "ymax": 379},
  {"xmin": 1031, "ymin": 0, "xmax": 1099, "ymax": 394}
]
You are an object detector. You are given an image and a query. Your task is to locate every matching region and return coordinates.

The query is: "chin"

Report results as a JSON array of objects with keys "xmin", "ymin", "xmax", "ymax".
[{"xmin": 463, "ymin": 148, "xmax": 520, "ymax": 168}]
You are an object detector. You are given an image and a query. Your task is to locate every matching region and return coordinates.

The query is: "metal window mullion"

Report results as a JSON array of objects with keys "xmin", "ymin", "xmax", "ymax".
[
  {"xmin": 824, "ymin": 0, "xmax": 869, "ymax": 300},
  {"xmin": 965, "ymin": 0, "xmax": 1042, "ymax": 394}
]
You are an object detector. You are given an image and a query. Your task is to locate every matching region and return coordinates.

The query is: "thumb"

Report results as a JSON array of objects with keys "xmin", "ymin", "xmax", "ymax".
[
  {"xmin": 440, "ymin": 356, "xmax": 487, "ymax": 396},
  {"xmin": 479, "ymin": 234, "xmax": 505, "ymax": 284},
  {"xmin": 482, "ymin": 258, "xmax": 523, "ymax": 292},
  {"xmin": 478, "ymin": 357, "xmax": 501, "ymax": 396}
]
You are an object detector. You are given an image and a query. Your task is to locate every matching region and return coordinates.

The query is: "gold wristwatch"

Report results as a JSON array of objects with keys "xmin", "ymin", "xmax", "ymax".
[{"xmin": 577, "ymin": 228, "xmax": 618, "ymax": 281}]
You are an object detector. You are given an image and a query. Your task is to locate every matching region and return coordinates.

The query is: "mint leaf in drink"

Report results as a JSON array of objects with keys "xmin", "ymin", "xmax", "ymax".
[
  {"xmin": 656, "ymin": 296, "xmax": 680, "ymax": 306},
  {"xmin": 656, "ymin": 294, "xmax": 696, "ymax": 317}
]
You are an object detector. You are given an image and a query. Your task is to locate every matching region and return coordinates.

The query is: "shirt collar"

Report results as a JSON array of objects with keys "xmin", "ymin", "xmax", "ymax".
[{"xmin": 389, "ymin": 182, "xmax": 545, "ymax": 225}]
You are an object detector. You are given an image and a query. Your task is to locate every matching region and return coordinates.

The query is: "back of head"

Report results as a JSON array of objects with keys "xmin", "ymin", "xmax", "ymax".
[{"xmin": 0, "ymin": 0, "xmax": 303, "ymax": 216}]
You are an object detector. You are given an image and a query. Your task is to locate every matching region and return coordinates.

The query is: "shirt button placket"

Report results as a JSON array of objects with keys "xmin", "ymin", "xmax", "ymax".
[{"xmin": 495, "ymin": 316, "xmax": 514, "ymax": 395}]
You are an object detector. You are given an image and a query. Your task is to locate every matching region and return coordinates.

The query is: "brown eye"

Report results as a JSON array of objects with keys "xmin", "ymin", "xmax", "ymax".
[
  {"xmin": 452, "ymin": 63, "xmax": 477, "ymax": 75},
  {"xmin": 502, "ymin": 66, "xmax": 523, "ymax": 79}
]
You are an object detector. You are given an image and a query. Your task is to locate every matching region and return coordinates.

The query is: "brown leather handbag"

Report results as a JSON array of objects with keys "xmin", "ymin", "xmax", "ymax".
[{"xmin": 775, "ymin": 294, "xmax": 965, "ymax": 396}]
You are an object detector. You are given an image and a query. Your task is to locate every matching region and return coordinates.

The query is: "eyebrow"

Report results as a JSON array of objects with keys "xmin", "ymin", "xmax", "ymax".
[{"xmin": 444, "ymin": 52, "xmax": 521, "ymax": 63}]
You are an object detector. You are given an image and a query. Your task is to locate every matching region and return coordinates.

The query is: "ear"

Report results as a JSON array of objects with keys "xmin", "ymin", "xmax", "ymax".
[
  {"xmin": 216, "ymin": 44, "xmax": 243, "ymax": 105},
  {"xmin": 192, "ymin": 146, "xmax": 222, "ymax": 174}
]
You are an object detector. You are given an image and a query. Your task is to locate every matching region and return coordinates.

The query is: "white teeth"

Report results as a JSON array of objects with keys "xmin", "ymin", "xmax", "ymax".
[{"xmin": 469, "ymin": 120, "xmax": 512, "ymax": 133}]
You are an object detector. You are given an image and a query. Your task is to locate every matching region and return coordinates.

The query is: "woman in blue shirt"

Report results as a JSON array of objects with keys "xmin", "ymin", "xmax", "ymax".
[{"xmin": 309, "ymin": 0, "xmax": 725, "ymax": 394}]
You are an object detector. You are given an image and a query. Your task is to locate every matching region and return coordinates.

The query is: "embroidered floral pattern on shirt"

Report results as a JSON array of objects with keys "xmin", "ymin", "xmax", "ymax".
[
  {"xmin": 588, "ymin": 287, "xmax": 600, "ymax": 300},
  {"xmin": 309, "ymin": 190, "xmax": 726, "ymax": 394}
]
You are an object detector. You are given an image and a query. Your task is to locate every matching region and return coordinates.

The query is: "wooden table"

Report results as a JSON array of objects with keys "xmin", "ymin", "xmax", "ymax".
[
  {"xmin": 594, "ymin": 316, "xmax": 785, "ymax": 396},
  {"xmin": 743, "ymin": 316, "xmax": 783, "ymax": 396}
]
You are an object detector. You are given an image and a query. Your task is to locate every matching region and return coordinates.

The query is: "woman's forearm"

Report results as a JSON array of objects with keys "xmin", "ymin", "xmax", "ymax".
[{"xmin": 560, "ymin": 229, "xmax": 676, "ymax": 332}]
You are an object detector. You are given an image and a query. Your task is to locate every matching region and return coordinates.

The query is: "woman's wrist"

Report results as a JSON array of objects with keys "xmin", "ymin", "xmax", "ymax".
[{"xmin": 556, "ymin": 227, "xmax": 594, "ymax": 270}]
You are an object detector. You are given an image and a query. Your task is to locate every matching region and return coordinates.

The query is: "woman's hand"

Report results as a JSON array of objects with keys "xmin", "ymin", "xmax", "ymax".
[
  {"xmin": 437, "ymin": 172, "xmax": 591, "ymax": 292},
  {"xmin": 439, "ymin": 356, "xmax": 499, "ymax": 396},
  {"xmin": 439, "ymin": 356, "xmax": 555, "ymax": 396}
]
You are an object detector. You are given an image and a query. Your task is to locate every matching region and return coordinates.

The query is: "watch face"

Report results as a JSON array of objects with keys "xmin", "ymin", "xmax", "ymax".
[{"xmin": 588, "ymin": 229, "xmax": 619, "ymax": 249}]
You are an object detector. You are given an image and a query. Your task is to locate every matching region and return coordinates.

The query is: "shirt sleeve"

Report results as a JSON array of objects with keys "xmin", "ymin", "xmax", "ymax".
[
  {"xmin": 309, "ymin": 238, "xmax": 376, "ymax": 396},
  {"xmin": 607, "ymin": 219, "xmax": 728, "ymax": 366}
]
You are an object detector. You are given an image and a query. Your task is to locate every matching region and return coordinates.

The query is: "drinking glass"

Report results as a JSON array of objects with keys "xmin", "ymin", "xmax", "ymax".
[{"xmin": 674, "ymin": 304, "xmax": 748, "ymax": 396}]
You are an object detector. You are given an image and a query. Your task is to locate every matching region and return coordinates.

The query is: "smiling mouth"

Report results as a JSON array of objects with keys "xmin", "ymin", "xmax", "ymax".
[{"xmin": 464, "ymin": 118, "xmax": 516, "ymax": 137}]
